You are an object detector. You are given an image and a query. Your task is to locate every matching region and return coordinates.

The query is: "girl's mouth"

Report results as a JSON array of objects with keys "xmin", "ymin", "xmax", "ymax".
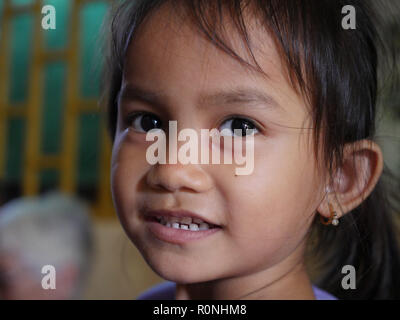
[
  {"xmin": 152, "ymin": 215, "xmax": 219, "ymax": 230},
  {"xmin": 145, "ymin": 215, "xmax": 222, "ymax": 245}
]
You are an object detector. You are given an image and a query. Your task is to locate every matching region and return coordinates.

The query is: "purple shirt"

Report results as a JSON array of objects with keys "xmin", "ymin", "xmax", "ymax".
[{"xmin": 137, "ymin": 281, "xmax": 337, "ymax": 300}]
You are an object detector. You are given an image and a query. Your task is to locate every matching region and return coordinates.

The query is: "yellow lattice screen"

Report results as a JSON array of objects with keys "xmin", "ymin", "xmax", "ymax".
[{"xmin": 0, "ymin": 0, "xmax": 114, "ymax": 218}]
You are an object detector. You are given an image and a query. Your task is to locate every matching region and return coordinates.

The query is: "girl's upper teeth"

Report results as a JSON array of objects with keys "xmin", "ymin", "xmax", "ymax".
[{"xmin": 157, "ymin": 215, "xmax": 212, "ymax": 230}]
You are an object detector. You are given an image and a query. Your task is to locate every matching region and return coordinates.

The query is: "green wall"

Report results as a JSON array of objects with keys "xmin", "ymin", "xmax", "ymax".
[{"xmin": 2, "ymin": 0, "xmax": 109, "ymax": 192}]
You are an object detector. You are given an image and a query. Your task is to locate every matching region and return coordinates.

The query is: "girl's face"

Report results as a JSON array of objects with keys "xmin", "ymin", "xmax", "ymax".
[{"xmin": 111, "ymin": 7, "xmax": 325, "ymax": 288}]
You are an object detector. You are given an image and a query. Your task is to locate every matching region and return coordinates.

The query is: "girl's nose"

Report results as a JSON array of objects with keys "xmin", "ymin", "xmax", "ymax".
[{"xmin": 146, "ymin": 162, "xmax": 214, "ymax": 193}]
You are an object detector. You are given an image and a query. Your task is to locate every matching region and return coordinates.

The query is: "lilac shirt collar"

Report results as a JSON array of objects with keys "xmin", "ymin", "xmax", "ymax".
[{"xmin": 137, "ymin": 281, "xmax": 338, "ymax": 300}]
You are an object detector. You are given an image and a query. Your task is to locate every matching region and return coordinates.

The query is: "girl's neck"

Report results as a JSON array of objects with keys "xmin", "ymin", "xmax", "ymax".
[{"xmin": 175, "ymin": 257, "xmax": 315, "ymax": 300}]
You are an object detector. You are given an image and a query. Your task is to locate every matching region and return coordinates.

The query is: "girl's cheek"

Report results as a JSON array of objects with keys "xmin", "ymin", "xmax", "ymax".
[
  {"xmin": 111, "ymin": 130, "xmax": 150, "ymax": 205},
  {"xmin": 112, "ymin": 129, "xmax": 152, "ymax": 167},
  {"xmin": 222, "ymin": 141, "xmax": 315, "ymax": 239}
]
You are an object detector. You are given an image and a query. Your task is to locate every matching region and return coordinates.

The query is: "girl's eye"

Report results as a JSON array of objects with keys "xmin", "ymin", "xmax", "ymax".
[
  {"xmin": 128, "ymin": 113, "xmax": 162, "ymax": 132},
  {"xmin": 219, "ymin": 117, "xmax": 259, "ymax": 136}
]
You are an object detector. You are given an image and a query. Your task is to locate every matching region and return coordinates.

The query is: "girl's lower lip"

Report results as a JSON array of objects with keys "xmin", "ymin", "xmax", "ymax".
[{"xmin": 145, "ymin": 220, "xmax": 221, "ymax": 245}]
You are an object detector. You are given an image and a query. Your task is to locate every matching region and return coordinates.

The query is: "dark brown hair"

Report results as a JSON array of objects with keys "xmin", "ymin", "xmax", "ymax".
[{"xmin": 102, "ymin": 0, "xmax": 400, "ymax": 299}]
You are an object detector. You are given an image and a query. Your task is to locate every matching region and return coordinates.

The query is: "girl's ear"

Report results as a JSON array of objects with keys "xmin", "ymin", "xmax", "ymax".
[{"xmin": 318, "ymin": 139, "xmax": 383, "ymax": 219}]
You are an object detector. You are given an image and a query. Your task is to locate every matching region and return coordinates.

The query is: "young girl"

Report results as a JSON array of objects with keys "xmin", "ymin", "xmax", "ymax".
[{"xmin": 102, "ymin": 0, "xmax": 400, "ymax": 299}]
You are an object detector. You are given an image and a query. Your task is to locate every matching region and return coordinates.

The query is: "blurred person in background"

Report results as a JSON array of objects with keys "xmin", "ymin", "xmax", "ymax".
[{"xmin": 0, "ymin": 192, "xmax": 93, "ymax": 300}]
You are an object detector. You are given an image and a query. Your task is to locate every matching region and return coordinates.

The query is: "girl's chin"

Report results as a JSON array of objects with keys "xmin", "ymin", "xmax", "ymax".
[
  {"xmin": 149, "ymin": 263, "xmax": 220, "ymax": 284},
  {"xmin": 137, "ymin": 243, "xmax": 227, "ymax": 283},
  {"xmin": 154, "ymin": 269, "xmax": 213, "ymax": 284}
]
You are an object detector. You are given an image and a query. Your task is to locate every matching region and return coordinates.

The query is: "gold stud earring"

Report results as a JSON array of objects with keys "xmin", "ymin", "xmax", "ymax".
[{"xmin": 320, "ymin": 203, "xmax": 339, "ymax": 226}]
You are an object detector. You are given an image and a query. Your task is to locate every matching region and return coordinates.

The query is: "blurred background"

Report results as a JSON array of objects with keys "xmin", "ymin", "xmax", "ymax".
[{"xmin": 0, "ymin": 0, "xmax": 399, "ymax": 299}]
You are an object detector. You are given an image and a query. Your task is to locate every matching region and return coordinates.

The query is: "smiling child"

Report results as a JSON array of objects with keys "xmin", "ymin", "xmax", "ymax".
[{"xmin": 102, "ymin": 0, "xmax": 400, "ymax": 299}]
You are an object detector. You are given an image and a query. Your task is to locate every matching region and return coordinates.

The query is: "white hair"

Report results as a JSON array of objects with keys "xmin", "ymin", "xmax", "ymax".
[{"xmin": 0, "ymin": 192, "xmax": 93, "ymax": 287}]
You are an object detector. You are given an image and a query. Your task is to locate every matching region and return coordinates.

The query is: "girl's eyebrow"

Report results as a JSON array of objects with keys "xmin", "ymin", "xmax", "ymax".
[
  {"xmin": 118, "ymin": 84, "xmax": 166, "ymax": 109},
  {"xmin": 119, "ymin": 84, "xmax": 284, "ymax": 113},
  {"xmin": 197, "ymin": 87, "xmax": 284, "ymax": 113}
]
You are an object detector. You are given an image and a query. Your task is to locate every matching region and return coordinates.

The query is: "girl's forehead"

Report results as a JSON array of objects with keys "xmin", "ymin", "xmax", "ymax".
[
  {"xmin": 123, "ymin": 5, "xmax": 308, "ymax": 121},
  {"xmin": 126, "ymin": 4, "xmax": 282, "ymax": 80}
]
